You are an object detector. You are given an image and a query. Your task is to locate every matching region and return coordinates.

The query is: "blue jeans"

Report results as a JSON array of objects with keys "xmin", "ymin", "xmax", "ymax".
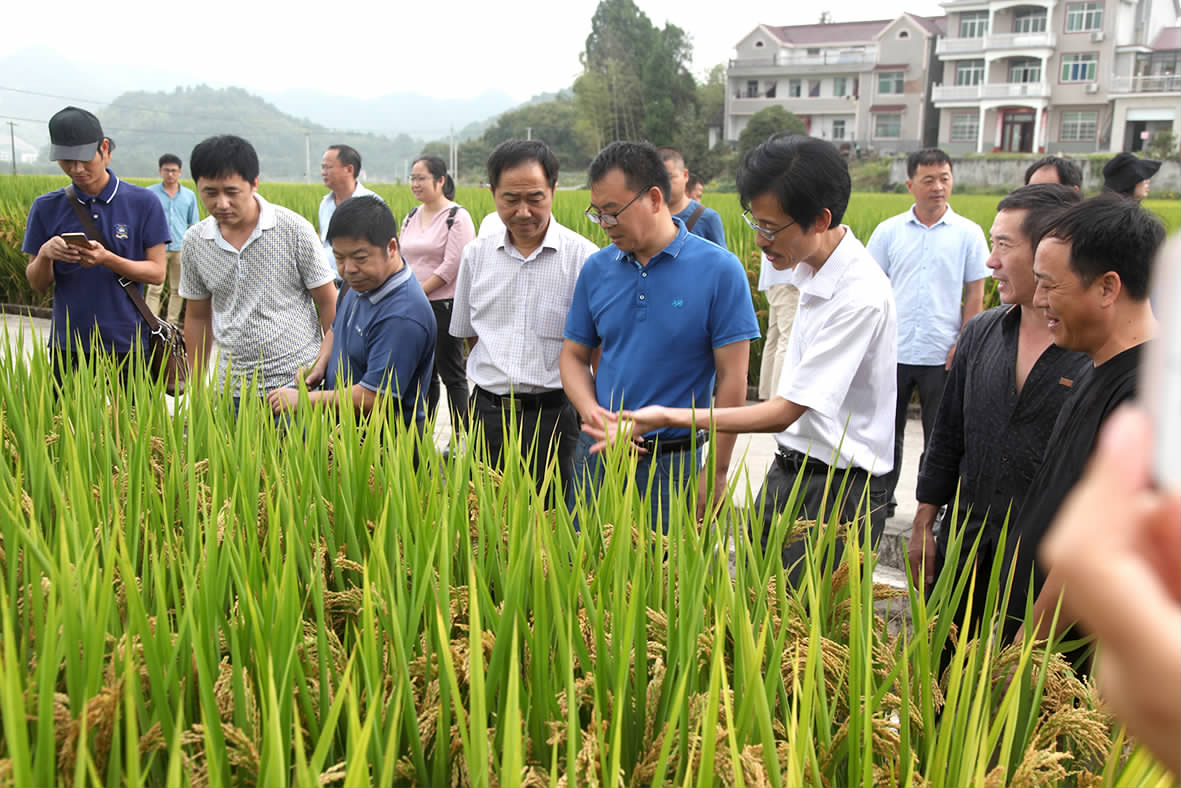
[{"xmin": 573, "ymin": 430, "xmax": 702, "ymax": 533}]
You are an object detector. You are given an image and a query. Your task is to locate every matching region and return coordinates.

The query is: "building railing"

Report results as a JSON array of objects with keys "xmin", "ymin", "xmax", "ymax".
[
  {"xmin": 935, "ymin": 31, "xmax": 1056, "ymax": 54},
  {"xmin": 1109, "ymin": 74, "xmax": 1181, "ymax": 92},
  {"xmin": 932, "ymin": 81, "xmax": 1052, "ymax": 100},
  {"xmin": 728, "ymin": 51, "xmax": 878, "ymax": 69}
]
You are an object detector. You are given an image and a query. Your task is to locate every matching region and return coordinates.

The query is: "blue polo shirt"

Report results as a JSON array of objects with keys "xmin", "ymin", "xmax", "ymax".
[
  {"xmin": 22, "ymin": 171, "xmax": 170, "ymax": 354},
  {"xmin": 673, "ymin": 200, "xmax": 728, "ymax": 250},
  {"xmin": 324, "ymin": 264, "xmax": 436, "ymax": 427},
  {"xmin": 564, "ymin": 218, "xmax": 760, "ymax": 439}
]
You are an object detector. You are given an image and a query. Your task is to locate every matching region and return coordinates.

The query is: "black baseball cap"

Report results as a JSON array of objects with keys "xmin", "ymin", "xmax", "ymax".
[{"xmin": 48, "ymin": 106, "xmax": 104, "ymax": 162}]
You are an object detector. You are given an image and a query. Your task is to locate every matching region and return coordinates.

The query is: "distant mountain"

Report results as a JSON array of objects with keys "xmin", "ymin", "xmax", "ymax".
[{"xmin": 258, "ymin": 88, "xmax": 519, "ymax": 142}]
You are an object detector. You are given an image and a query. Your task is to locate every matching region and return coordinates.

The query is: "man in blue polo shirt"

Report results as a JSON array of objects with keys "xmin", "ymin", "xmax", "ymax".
[
  {"xmin": 23, "ymin": 106, "xmax": 169, "ymax": 382},
  {"xmin": 267, "ymin": 196, "xmax": 435, "ymax": 430},
  {"xmin": 658, "ymin": 147, "xmax": 728, "ymax": 249},
  {"xmin": 560, "ymin": 141, "xmax": 760, "ymax": 530}
]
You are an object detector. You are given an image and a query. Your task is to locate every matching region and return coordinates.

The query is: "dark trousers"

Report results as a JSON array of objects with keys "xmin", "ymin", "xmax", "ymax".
[
  {"xmin": 427, "ymin": 299, "xmax": 469, "ymax": 431},
  {"xmin": 754, "ymin": 452, "xmax": 889, "ymax": 586},
  {"xmin": 885, "ymin": 363, "xmax": 947, "ymax": 505},
  {"xmin": 471, "ymin": 387, "xmax": 579, "ymax": 504}
]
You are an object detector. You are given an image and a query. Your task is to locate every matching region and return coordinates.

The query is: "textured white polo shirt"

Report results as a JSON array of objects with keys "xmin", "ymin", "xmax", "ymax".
[
  {"xmin": 775, "ymin": 227, "xmax": 898, "ymax": 475},
  {"xmin": 179, "ymin": 193, "xmax": 336, "ymax": 394}
]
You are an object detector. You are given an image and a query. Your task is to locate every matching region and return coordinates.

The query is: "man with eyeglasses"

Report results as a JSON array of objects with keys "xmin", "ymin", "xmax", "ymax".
[
  {"xmin": 560, "ymin": 140, "xmax": 760, "ymax": 530},
  {"xmin": 319, "ymin": 144, "xmax": 381, "ymax": 273},
  {"xmin": 146, "ymin": 153, "xmax": 200, "ymax": 325},
  {"xmin": 583, "ymin": 135, "xmax": 896, "ymax": 581}
]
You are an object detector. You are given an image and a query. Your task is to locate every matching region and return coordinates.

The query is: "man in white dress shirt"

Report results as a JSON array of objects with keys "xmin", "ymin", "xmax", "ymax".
[
  {"xmin": 588, "ymin": 134, "xmax": 897, "ymax": 580},
  {"xmin": 451, "ymin": 139, "xmax": 598, "ymax": 503}
]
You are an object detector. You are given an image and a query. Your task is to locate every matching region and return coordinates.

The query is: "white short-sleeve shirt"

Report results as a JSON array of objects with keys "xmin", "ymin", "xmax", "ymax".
[{"xmin": 775, "ymin": 227, "xmax": 898, "ymax": 475}]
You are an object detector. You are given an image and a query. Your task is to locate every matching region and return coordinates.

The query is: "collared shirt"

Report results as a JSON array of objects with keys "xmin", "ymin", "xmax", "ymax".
[
  {"xmin": 564, "ymin": 217, "xmax": 761, "ymax": 439},
  {"xmin": 147, "ymin": 183, "xmax": 200, "ymax": 252},
  {"xmin": 324, "ymin": 264, "xmax": 436, "ymax": 426},
  {"xmin": 917, "ymin": 305, "xmax": 1091, "ymax": 535},
  {"xmin": 451, "ymin": 217, "xmax": 598, "ymax": 394},
  {"xmin": 318, "ymin": 183, "xmax": 381, "ymax": 271},
  {"xmin": 672, "ymin": 200, "xmax": 727, "ymax": 249},
  {"xmin": 22, "ymin": 169, "xmax": 170, "ymax": 354},
  {"xmin": 400, "ymin": 203, "xmax": 476, "ymax": 301},
  {"xmin": 179, "ymin": 193, "xmax": 337, "ymax": 393},
  {"xmin": 866, "ymin": 204, "xmax": 990, "ymax": 365},
  {"xmin": 774, "ymin": 227, "xmax": 897, "ymax": 474}
]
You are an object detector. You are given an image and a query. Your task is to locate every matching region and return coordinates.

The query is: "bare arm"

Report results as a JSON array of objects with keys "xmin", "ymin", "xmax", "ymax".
[
  {"xmin": 947, "ymin": 278, "xmax": 986, "ymax": 368},
  {"xmin": 707, "ymin": 340, "xmax": 751, "ymax": 478},
  {"xmin": 78, "ymin": 241, "xmax": 167, "ymax": 285},
  {"xmin": 268, "ymin": 381, "xmax": 380, "ymax": 416},
  {"xmin": 421, "ymin": 275, "xmax": 447, "ymax": 295},
  {"xmin": 25, "ymin": 249, "xmax": 56, "ymax": 292},
  {"xmin": 309, "ymin": 282, "xmax": 338, "ymax": 335},
  {"xmin": 560, "ymin": 339, "xmax": 611, "ymax": 427},
  {"xmin": 908, "ymin": 503, "xmax": 940, "ymax": 589},
  {"xmin": 183, "ymin": 299, "xmax": 215, "ymax": 385}
]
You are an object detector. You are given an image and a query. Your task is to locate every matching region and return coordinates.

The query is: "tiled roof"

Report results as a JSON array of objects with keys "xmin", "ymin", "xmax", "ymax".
[
  {"xmin": 1151, "ymin": 26, "xmax": 1180, "ymax": 50},
  {"xmin": 760, "ymin": 14, "xmax": 946, "ymax": 45}
]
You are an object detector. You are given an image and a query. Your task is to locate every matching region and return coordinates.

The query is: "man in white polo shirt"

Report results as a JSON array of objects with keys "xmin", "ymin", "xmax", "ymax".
[
  {"xmin": 866, "ymin": 148, "xmax": 989, "ymax": 517},
  {"xmin": 588, "ymin": 134, "xmax": 896, "ymax": 580},
  {"xmin": 180, "ymin": 135, "xmax": 338, "ymax": 411},
  {"xmin": 319, "ymin": 144, "xmax": 381, "ymax": 273}
]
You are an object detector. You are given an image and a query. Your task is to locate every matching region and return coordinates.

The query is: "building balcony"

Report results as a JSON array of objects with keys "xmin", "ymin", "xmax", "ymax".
[
  {"xmin": 1109, "ymin": 74, "xmax": 1181, "ymax": 93},
  {"xmin": 936, "ymin": 31, "xmax": 1056, "ymax": 55},
  {"xmin": 729, "ymin": 96, "xmax": 861, "ymax": 115},
  {"xmin": 932, "ymin": 81, "xmax": 1052, "ymax": 101},
  {"xmin": 728, "ymin": 51, "xmax": 878, "ymax": 75}
]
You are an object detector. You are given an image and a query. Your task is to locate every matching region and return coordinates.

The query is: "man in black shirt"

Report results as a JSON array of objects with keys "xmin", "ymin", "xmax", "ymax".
[
  {"xmin": 909, "ymin": 185, "xmax": 1088, "ymax": 641},
  {"xmin": 1003, "ymin": 196, "xmax": 1164, "ymax": 657}
]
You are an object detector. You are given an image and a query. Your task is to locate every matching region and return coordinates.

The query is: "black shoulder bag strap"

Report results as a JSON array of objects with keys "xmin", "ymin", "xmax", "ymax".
[
  {"xmin": 64, "ymin": 185, "xmax": 160, "ymax": 329},
  {"xmin": 684, "ymin": 202, "xmax": 707, "ymax": 232}
]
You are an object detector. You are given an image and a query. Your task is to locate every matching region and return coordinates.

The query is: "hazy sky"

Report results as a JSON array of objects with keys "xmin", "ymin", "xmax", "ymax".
[{"xmin": 6, "ymin": 0, "xmax": 946, "ymax": 102}]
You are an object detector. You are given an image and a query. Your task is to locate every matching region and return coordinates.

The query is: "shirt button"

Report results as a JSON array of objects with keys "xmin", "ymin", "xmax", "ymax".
[
  {"xmin": 639, "ymin": 294, "xmax": 645, "ymax": 301},
  {"xmin": 641, "ymin": 272, "xmax": 647, "ymax": 278}
]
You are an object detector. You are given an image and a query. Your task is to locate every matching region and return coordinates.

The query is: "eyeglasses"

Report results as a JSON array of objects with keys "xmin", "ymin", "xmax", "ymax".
[
  {"xmin": 585, "ymin": 190, "xmax": 647, "ymax": 227},
  {"xmin": 408, "ymin": 175, "xmax": 434, "ymax": 184},
  {"xmin": 742, "ymin": 210, "xmax": 795, "ymax": 242}
]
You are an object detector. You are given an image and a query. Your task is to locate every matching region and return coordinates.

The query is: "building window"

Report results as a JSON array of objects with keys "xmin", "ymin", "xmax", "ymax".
[
  {"xmin": 1009, "ymin": 58, "xmax": 1042, "ymax": 83},
  {"xmin": 746, "ymin": 80, "xmax": 759, "ymax": 97},
  {"xmin": 874, "ymin": 113, "xmax": 902, "ymax": 138},
  {"xmin": 788, "ymin": 79, "xmax": 802, "ymax": 97},
  {"xmin": 809, "ymin": 79, "xmax": 821, "ymax": 97},
  {"xmin": 898, "ymin": 30, "xmax": 911, "ymax": 39},
  {"xmin": 955, "ymin": 60, "xmax": 985, "ymax": 86},
  {"xmin": 1065, "ymin": 2, "xmax": 1103, "ymax": 32},
  {"xmin": 951, "ymin": 112, "xmax": 979, "ymax": 142},
  {"xmin": 878, "ymin": 71, "xmax": 904, "ymax": 94},
  {"xmin": 833, "ymin": 119, "xmax": 846, "ymax": 139},
  {"xmin": 1013, "ymin": 9, "xmax": 1048, "ymax": 33},
  {"xmin": 1061, "ymin": 53, "xmax": 1097, "ymax": 82},
  {"xmin": 960, "ymin": 11, "xmax": 989, "ymax": 38},
  {"xmin": 807, "ymin": 47, "xmax": 821, "ymax": 55},
  {"xmin": 834, "ymin": 77, "xmax": 848, "ymax": 96},
  {"xmin": 1060, "ymin": 110, "xmax": 1098, "ymax": 141},
  {"xmin": 754, "ymin": 40, "xmax": 765, "ymax": 48}
]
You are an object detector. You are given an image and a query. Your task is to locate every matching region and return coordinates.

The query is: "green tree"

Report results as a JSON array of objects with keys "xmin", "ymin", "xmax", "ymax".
[{"xmin": 737, "ymin": 106, "xmax": 807, "ymax": 158}]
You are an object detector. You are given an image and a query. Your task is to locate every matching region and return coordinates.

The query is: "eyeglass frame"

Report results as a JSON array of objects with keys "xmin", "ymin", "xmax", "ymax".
[
  {"xmin": 585, "ymin": 189, "xmax": 649, "ymax": 227},
  {"xmin": 742, "ymin": 209, "xmax": 796, "ymax": 242}
]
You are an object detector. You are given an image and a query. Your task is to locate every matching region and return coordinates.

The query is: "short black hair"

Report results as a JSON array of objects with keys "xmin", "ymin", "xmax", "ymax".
[
  {"xmin": 736, "ymin": 133, "xmax": 850, "ymax": 229},
  {"xmin": 687, "ymin": 173, "xmax": 702, "ymax": 190},
  {"xmin": 906, "ymin": 148, "xmax": 952, "ymax": 178},
  {"xmin": 1023, "ymin": 155, "xmax": 1083, "ymax": 188},
  {"xmin": 326, "ymin": 195, "xmax": 398, "ymax": 249},
  {"xmin": 656, "ymin": 146, "xmax": 685, "ymax": 168},
  {"xmin": 189, "ymin": 135, "xmax": 260, "ymax": 184},
  {"xmin": 328, "ymin": 144, "xmax": 361, "ymax": 179},
  {"xmin": 996, "ymin": 184, "xmax": 1083, "ymax": 250},
  {"xmin": 588, "ymin": 141, "xmax": 671, "ymax": 205},
  {"xmin": 1041, "ymin": 195, "xmax": 1164, "ymax": 301},
  {"xmin": 158, "ymin": 153, "xmax": 182, "ymax": 169},
  {"xmin": 486, "ymin": 139, "xmax": 559, "ymax": 190},
  {"xmin": 413, "ymin": 154, "xmax": 455, "ymax": 200}
]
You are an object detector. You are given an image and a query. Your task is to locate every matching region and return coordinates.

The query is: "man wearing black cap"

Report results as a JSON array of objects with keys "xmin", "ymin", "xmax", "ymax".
[
  {"xmin": 22, "ymin": 107, "xmax": 169, "ymax": 381},
  {"xmin": 1102, "ymin": 152, "xmax": 1162, "ymax": 201}
]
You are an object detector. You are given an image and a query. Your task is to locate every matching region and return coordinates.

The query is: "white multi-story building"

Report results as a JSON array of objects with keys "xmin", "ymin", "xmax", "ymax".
[
  {"xmin": 724, "ymin": 15, "xmax": 946, "ymax": 155},
  {"xmin": 932, "ymin": 0, "xmax": 1180, "ymax": 153}
]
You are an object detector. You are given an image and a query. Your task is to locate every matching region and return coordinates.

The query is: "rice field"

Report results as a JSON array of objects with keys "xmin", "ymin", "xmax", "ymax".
[{"xmin": 0, "ymin": 343, "xmax": 1173, "ymax": 786}]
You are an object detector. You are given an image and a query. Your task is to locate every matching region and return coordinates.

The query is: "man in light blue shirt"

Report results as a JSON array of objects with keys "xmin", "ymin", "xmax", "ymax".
[
  {"xmin": 146, "ymin": 153, "xmax": 200, "ymax": 324},
  {"xmin": 319, "ymin": 144, "xmax": 381, "ymax": 273},
  {"xmin": 866, "ymin": 148, "xmax": 989, "ymax": 516}
]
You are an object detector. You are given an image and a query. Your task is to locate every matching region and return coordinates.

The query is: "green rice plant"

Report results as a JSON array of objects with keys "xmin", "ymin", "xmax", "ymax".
[{"xmin": 0, "ymin": 330, "xmax": 1174, "ymax": 786}]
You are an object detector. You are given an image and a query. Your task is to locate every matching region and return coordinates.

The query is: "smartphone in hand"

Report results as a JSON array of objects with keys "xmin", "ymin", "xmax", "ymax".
[{"xmin": 61, "ymin": 232, "xmax": 90, "ymax": 248}]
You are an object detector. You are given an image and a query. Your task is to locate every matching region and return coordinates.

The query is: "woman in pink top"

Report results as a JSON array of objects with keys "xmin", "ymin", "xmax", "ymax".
[{"xmin": 401, "ymin": 155, "xmax": 476, "ymax": 431}]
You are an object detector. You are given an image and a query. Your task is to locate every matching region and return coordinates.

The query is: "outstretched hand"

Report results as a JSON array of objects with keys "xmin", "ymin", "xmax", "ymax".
[{"xmin": 581, "ymin": 406, "xmax": 671, "ymax": 455}]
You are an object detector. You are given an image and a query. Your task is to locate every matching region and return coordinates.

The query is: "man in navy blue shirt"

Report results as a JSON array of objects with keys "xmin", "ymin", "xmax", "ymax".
[
  {"xmin": 23, "ymin": 106, "xmax": 169, "ymax": 381},
  {"xmin": 267, "ymin": 196, "xmax": 435, "ymax": 430},
  {"xmin": 561, "ymin": 141, "xmax": 760, "ymax": 529},
  {"xmin": 658, "ymin": 147, "xmax": 728, "ymax": 249}
]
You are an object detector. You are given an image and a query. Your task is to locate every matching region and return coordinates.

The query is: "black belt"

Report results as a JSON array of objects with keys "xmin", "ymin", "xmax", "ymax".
[
  {"xmin": 640, "ymin": 430, "xmax": 707, "ymax": 455},
  {"xmin": 474, "ymin": 385, "xmax": 568, "ymax": 411},
  {"xmin": 774, "ymin": 449, "xmax": 832, "ymax": 475}
]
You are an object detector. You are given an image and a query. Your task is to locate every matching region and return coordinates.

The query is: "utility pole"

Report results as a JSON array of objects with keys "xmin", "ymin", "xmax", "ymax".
[
  {"xmin": 449, "ymin": 126, "xmax": 457, "ymax": 179},
  {"xmin": 304, "ymin": 131, "xmax": 311, "ymax": 184},
  {"xmin": 526, "ymin": 126, "xmax": 532, "ymax": 141},
  {"xmin": 6, "ymin": 122, "xmax": 15, "ymax": 175}
]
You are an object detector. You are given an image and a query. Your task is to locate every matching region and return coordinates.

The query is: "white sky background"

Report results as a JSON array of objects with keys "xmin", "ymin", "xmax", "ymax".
[{"xmin": 5, "ymin": 0, "xmax": 946, "ymax": 102}]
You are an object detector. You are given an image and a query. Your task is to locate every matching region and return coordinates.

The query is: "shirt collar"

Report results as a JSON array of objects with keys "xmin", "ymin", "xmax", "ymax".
[
  {"xmin": 497, "ymin": 215, "xmax": 562, "ymax": 259},
  {"xmin": 361, "ymin": 263, "xmax": 412, "ymax": 304},
  {"xmin": 615, "ymin": 216, "xmax": 689, "ymax": 266},
  {"xmin": 73, "ymin": 169, "xmax": 120, "ymax": 204},
  {"xmin": 790, "ymin": 226, "xmax": 859, "ymax": 300},
  {"xmin": 907, "ymin": 203, "xmax": 957, "ymax": 228},
  {"xmin": 200, "ymin": 192, "xmax": 276, "ymax": 240}
]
